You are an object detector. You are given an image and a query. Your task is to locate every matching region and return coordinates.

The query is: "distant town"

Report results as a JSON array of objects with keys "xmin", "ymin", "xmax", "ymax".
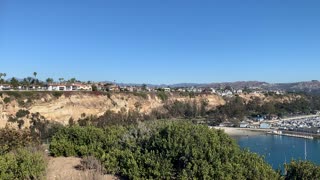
[
  {"xmin": 1, "ymin": 72, "xmax": 320, "ymax": 138},
  {"xmin": 0, "ymin": 72, "xmax": 286, "ymax": 96}
]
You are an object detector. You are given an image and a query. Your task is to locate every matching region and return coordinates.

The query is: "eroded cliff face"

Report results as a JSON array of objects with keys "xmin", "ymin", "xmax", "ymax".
[{"xmin": 0, "ymin": 92, "xmax": 225, "ymax": 127}]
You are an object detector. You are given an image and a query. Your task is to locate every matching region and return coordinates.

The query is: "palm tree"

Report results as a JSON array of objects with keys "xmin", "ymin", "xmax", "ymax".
[
  {"xmin": 69, "ymin": 78, "xmax": 76, "ymax": 83},
  {"xmin": 46, "ymin": 78, "xmax": 54, "ymax": 84},
  {"xmin": 59, "ymin": 78, "xmax": 64, "ymax": 83},
  {"xmin": 33, "ymin": 72, "xmax": 37, "ymax": 79},
  {"xmin": 0, "ymin": 73, "xmax": 6, "ymax": 83},
  {"xmin": 23, "ymin": 77, "xmax": 33, "ymax": 90},
  {"xmin": 33, "ymin": 72, "xmax": 38, "ymax": 86}
]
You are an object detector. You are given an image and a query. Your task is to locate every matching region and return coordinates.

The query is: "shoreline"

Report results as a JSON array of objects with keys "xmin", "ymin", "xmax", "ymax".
[
  {"xmin": 212, "ymin": 127, "xmax": 269, "ymax": 136},
  {"xmin": 213, "ymin": 127, "xmax": 320, "ymax": 140}
]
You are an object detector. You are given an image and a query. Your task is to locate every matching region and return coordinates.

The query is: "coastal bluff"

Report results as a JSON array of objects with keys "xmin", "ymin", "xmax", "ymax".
[{"xmin": 0, "ymin": 92, "xmax": 225, "ymax": 127}]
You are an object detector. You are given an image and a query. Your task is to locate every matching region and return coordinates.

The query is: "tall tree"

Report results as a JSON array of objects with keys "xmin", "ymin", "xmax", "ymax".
[
  {"xmin": 0, "ymin": 73, "xmax": 6, "ymax": 83},
  {"xmin": 10, "ymin": 78, "xmax": 19, "ymax": 89},
  {"xmin": 33, "ymin": 72, "xmax": 38, "ymax": 85},
  {"xmin": 46, "ymin": 78, "xmax": 54, "ymax": 84},
  {"xmin": 69, "ymin": 78, "xmax": 76, "ymax": 83},
  {"xmin": 33, "ymin": 72, "xmax": 37, "ymax": 79},
  {"xmin": 58, "ymin": 78, "xmax": 64, "ymax": 83}
]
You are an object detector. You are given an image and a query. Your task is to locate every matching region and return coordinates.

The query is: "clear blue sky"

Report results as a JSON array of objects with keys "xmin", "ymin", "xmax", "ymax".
[{"xmin": 1, "ymin": 0, "xmax": 320, "ymax": 84}]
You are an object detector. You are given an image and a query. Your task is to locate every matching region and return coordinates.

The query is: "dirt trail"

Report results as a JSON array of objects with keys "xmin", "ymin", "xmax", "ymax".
[{"xmin": 46, "ymin": 157, "xmax": 118, "ymax": 180}]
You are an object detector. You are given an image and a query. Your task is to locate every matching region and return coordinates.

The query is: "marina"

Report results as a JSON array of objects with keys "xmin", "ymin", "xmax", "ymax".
[{"xmin": 235, "ymin": 134, "xmax": 320, "ymax": 171}]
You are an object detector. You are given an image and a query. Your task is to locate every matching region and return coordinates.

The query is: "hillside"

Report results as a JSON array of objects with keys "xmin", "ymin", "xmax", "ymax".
[{"xmin": 0, "ymin": 92, "xmax": 225, "ymax": 128}]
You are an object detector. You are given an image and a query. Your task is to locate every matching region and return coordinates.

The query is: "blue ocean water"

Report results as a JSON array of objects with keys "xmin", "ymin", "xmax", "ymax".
[{"xmin": 235, "ymin": 135, "xmax": 320, "ymax": 170}]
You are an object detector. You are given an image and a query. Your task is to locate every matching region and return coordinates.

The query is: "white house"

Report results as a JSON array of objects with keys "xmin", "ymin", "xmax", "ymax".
[
  {"xmin": 236, "ymin": 89, "xmax": 243, "ymax": 94},
  {"xmin": 0, "ymin": 84, "xmax": 12, "ymax": 90},
  {"xmin": 46, "ymin": 83, "xmax": 92, "ymax": 91},
  {"xmin": 163, "ymin": 88, "xmax": 171, "ymax": 92},
  {"xmin": 260, "ymin": 122, "xmax": 271, "ymax": 129},
  {"xmin": 47, "ymin": 84, "xmax": 66, "ymax": 91},
  {"xmin": 240, "ymin": 122, "xmax": 250, "ymax": 128}
]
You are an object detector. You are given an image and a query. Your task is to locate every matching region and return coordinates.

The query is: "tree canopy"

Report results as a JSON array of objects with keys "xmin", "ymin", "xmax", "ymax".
[{"xmin": 50, "ymin": 121, "xmax": 280, "ymax": 179}]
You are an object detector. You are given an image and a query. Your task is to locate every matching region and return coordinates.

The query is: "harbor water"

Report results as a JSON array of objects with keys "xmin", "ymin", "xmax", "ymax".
[{"xmin": 234, "ymin": 134, "xmax": 320, "ymax": 170}]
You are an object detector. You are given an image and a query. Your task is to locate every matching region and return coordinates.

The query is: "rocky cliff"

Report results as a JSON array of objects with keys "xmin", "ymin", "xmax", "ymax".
[{"xmin": 0, "ymin": 92, "xmax": 225, "ymax": 127}]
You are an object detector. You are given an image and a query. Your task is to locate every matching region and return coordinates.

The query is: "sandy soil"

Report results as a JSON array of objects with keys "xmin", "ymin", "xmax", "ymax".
[
  {"xmin": 214, "ymin": 127, "xmax": 268, "ymax": 136},
  {"xmin": 46, "ymin": 157, "xmax": 118, "ymax": 180}
]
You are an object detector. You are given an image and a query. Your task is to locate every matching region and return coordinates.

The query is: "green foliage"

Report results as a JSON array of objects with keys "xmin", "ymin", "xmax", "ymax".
[
  {"xmin": 285, "ymin": 161, "xmax": 320, "ymax": 180},
  {"xmin": 52, "ymin": 91, "xmax": 63, "ymax": 98},
  {"xmin": 50, "ymin": 121, "xmax": 280, "ymax": 180},
  {"xmin": 157, "ymin": 91, "xmax": 168, "ymax": 102},
  {"xmin": 207, "ymin": 94, "xmax": 320, "ymax": 125},
  {"xmin": 15, "ymin": 109, "xmax": 30, "ymax": 118},
  {"xmin": 92, "ymin": 109, "xmax": 142, "ymax": 127},
  {"xmin": 92, "ymin": 85, "xmax": 98, "ymax": 91},
  {"xmin": 4, "ymin": 91, "xmax": 21, "ymax": 99},
  {"xmin": 0, "ymin": 127, "xmax": 46, "ymax": 180},
  {"xmin": 29, "ymin": 112, "xmax": 64, "ymax": 142},
  {"xmin": 163, "ymin": 100, "xmax": 199, "ymax": 119},
  {"xmin": 179, "ymin": 91, "xmax": 196, "ymax": 98},
  {"xmin": 50, "ymin": 126, "xmax": 109, "ymax": 157},
  {"xmin": 132, "ymin": 92, "xmax": 148, "ymax": 99},
  {"xmin": 106, "ymin": 92, "xmax": 111, "ymax": 99},
  {"xmin": 0, "ymin": 147, "xmax": 47, "ymax": 180},
  {"xmin": 3, "ymin": 97, "xmax": 11, "ymax": 104},
  {"xmin": 0, "ymin": 128, "xmax": 38, "ymax": 155}
]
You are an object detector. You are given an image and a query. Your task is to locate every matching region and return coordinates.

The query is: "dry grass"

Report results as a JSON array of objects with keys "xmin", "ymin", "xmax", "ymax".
[{"xmin": 46, "ymin": 157, "xmax": 118, "ymax": 180}]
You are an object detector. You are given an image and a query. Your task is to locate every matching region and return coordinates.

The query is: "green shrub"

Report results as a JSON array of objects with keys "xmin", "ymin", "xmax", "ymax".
[
  {"xmin": 157, "ymin": 92, "xmax": 168, "ymax": 102},
  {"xmin": 50, "ymin": 121, "xmax": 280, "ymax": 180},
  {"xmin": 50, "ymin": 126, "xmax": 107, "ymax": 157},
  {"xmin": 0, "ymin": 128, "xmax": 38, "ymax": 155},
  {"xmin": 5, "ymin": 91, "xmax": 21, "ymax": 99},
  {"xmin": 0, "ymin": 147, "xmax": 47, "ymax": 180},
  {"xmin": 133, "ymin": 92, "xmax": 148, "ymax": 99},
  {"xmin": 16, "ymin": 109, "xmax": 30, "ymax": 118},
  {"xmin": 52, "ymin": 91, "xmax": 63, "ymax": 98},
  {"xmin": 285, "ymin": 161, "xmax": 320, "ymax": 180},
  {"xmin": 3, "ymin": 97, "xmax": 11, "ymax": 104}
]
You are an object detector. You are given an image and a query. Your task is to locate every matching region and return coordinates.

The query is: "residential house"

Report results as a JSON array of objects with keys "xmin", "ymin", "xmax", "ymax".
[
  {"xmin": 235, "ymin": 89, "xmax": 243, "ymax": 94},
  {"xmin": 219, "ymin": 121, "xmax": 235, "ymax": 127},
  {"xmin": 46, "ymin": 84, "xmax": 67, "ymax": 91},
  {"xmin": 0, "ymin": 84, "xmax": 12, "ymax": 90},
  {"xmin": 104, "ymin": 84, "xmax": 120, "ymax": 92},
  {"xmin": 240, "ymin": 122, "xmax": 250, "ymax": 128},
  {"xmin": 222, "ymin": 90, "xmax": 233, "ymax": 96},
  {"xmin": 163, "ymin": 88, "xmax": 171, "ymax": 92},
  {"xmin": 260, "ymin": 122, "xmax": 271, "ymax": 129}
]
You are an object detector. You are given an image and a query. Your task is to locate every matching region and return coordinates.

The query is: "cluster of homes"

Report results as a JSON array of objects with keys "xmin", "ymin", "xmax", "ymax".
[
  {"xmin": 0, "ymin": 82, "xmax": 286, "ymax": 97},
  {"xmin": 220, "ymin": 120, "xmax": 273, "ymax": 129},
  {"xmin": 233, "ymin": 115, "xmax": 320, "ymax": 134},
  {"xmin": 0, "ymin": 83, "xmax": 92, "ymax": 91}
]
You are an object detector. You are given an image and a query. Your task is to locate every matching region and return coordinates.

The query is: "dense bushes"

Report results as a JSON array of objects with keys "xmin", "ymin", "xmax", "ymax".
[
  {"xmin": 157, "ymin": 91, "xmax": 168, "ymax": 101},
  {"xmin": 0, "ymin": 128, "xmax": 38, "ymax": 155},
  {"xmin": 207, "ymin": 94, "xmax": 320, "ymax": 125},
  {"xmin": 0, "ymin": 147, "xmax": 47, "ymax": 180},
  {"xmin": 0, "ymin": 128, "xmax": 47, "ymax": 180},
  {"xmin": 50, "ymin": 121, "xmax": 280, "ymax": 179},
  {"xmin": 285, "ymin": 161, "xmax": 320, "ymax": 180}
]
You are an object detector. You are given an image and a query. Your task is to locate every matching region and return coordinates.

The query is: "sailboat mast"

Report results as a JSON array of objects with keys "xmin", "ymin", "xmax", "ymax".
[{"xmin": 304, "ymin": 140, "xmax": 307, "ymax": 160}]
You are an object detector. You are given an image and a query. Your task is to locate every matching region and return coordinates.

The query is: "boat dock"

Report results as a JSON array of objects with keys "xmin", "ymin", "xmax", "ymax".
[{"xmin": 268, "ymin": 130, "xmax": 314, "ymax": 140}]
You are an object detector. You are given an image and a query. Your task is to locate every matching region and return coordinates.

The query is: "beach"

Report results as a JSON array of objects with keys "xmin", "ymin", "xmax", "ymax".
[{"xmin": 213, "ymin": 127, "xmax": 268, "ymax": 136}]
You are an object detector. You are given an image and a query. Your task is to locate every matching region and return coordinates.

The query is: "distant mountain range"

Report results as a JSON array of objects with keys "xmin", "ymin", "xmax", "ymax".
[
  {"xmin": 118, "ymin": 80, "xmax": 320, "ymax": 93},
  {"xmin": 6, "ymin": 77, "xmax": 320, "ymax": 93}
]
